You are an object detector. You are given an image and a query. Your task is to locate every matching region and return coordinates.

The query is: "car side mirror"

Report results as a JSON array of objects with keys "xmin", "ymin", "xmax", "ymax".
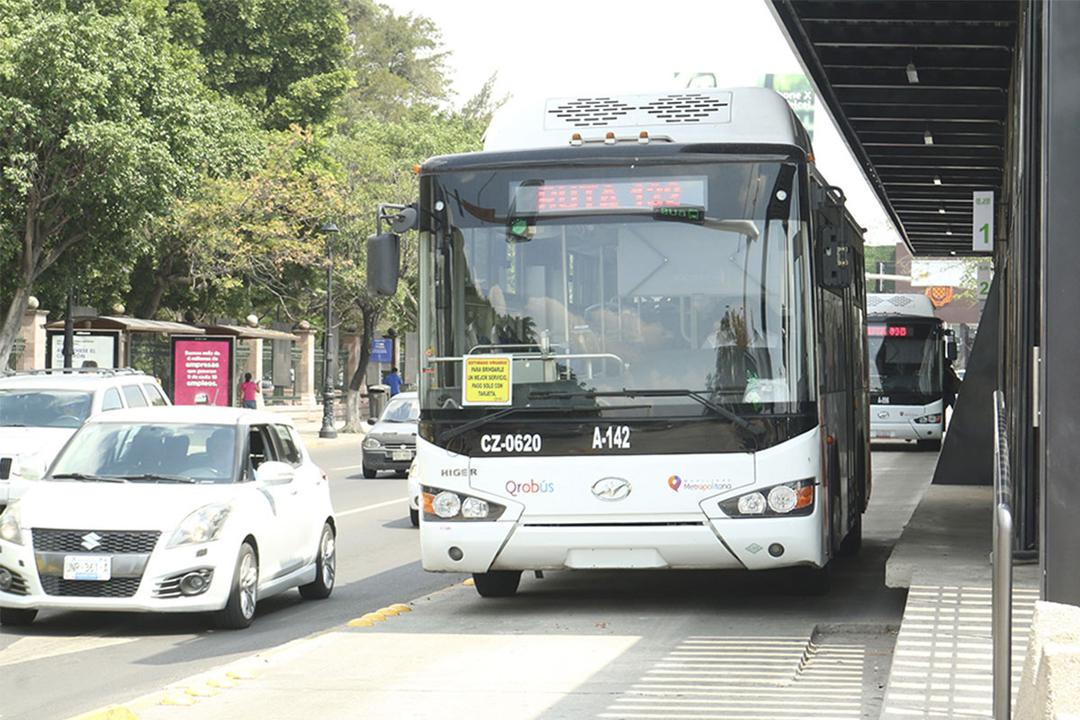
[
  {"xmin": 366, "ymin": 417, "xmax": 377, "ymax": 426},
  {"xmin": 367, "ymin": 232, "xmax": 401, "ymax": 296},
  {"xmin": 255, "ymin": 461, "xmax": 295, "ymax": 486},
  {"xmin": 18, "ymin": 455, "xmax": 47, "ymax": 482}
]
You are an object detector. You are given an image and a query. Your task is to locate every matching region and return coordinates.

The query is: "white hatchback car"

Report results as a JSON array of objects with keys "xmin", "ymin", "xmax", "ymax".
[{"xmin": 0, "ymin": 407, "xmax": 335, "ymax": 629}]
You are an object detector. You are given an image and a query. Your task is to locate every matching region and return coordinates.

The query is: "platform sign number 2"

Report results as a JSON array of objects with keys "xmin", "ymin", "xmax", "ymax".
[{"xmin": 973, "ymin": 191, "xmax": 994, "ymax": 253}]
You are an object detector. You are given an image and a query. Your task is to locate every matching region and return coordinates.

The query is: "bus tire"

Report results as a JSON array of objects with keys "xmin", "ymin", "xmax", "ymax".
[
  {"xmin": 917, "ymin": 439, "xmax": 942, "ymax": 451},
  {"xmin": 472, "ymin": 571, "xmax": 521, "ymax": 598},
  {"xmin": 837, "ymin": 512, "xmax": 862, "ymax": 557}
]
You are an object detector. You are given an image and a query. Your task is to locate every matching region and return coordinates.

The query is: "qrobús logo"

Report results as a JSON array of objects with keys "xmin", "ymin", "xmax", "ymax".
[
  {"xmin": 505, "ymin": 479, "xmax": 554, "ymax": 497},
  {"xmin": 668, "ymin": 475, "xmax": 734, "ymax": 493}
]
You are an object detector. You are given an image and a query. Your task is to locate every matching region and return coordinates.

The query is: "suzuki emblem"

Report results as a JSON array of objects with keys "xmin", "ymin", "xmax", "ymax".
[
  {"xmin": 591, "ymin": 477, "xmax": 632, "ymax": 501},
  {"xmin": 80, "ymin": 532, "xmax": 103, "ymax": 551}
]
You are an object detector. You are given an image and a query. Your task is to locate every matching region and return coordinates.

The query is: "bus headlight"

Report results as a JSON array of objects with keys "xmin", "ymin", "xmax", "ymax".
[
  {"xmin": 737, "ymin": 493, "xmax": 767, "ymax": 515},
  {"xmin": 720, "ymin": 479, "xmax": 815, "ymax": 518},
  {"xmin": 422, "ymin": 487, "xmax": 506, "ymax": 522},
  {"xmin": 432, "ymin": 491, "xmax": 461, "ymax": 519},
  {"xmin": 913, "ymin": 413, "xmax": 943, "ymax": 424}
]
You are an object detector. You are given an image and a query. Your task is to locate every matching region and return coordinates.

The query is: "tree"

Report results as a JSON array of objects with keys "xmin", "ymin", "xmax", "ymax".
[
  {"xmin": 190, "ymin": 0, "xmax": 353, "ymax": 130},
  {"xmin": 339, "ymin": 0, "xmax": 452, "ymax": 123},
  {"xmin": 0, "ymin": 1, "xmax": 255, "ymax": 367}
]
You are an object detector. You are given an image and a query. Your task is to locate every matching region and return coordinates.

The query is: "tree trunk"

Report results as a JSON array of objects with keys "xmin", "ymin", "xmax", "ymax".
[
  {"xmin": 0, "ymin": 283, "xmax": 34, "ymax": 371},
  {"xmin": 340, "ymin": 307, "xmax": 379, "ymax": 433}
]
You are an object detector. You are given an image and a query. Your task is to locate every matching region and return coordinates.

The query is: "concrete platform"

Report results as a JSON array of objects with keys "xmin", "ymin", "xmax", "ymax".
[{"xmin": 882, "ymin": 484, "xmax": 1040, "ymax": 718}]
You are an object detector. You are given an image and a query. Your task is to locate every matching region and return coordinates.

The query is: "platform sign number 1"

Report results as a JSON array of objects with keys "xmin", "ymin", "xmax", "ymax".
[{"xmin": 973, "ymin": 191, "xmax": 994, "ymax": 253}]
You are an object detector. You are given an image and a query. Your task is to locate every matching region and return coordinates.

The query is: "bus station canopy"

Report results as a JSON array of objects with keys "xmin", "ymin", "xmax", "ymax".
[
  {"xmin": 200, "ymin": 324, "xmax": 299, "ymax": 342},
  {"xmin": 46, "ymin": 316, "xmax": 206, "ymax": 335},
  {"xmin": 770, "ymin": 0, "xmax": 1017, "ymax": 256}
]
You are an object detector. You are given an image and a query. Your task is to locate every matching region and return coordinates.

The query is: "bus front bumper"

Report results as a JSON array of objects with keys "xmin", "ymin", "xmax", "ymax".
[
  {"xmin": 420, "ymin": 510, "xmax": 826, "ymax": 573},
  {"xmin": 870, "ymin": 421, "xmax": 942, "ymax": 442}
]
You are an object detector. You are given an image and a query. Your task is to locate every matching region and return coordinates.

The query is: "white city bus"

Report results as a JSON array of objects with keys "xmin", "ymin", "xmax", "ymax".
[
  {"xmin": 867, "ymin": 293, "xmax": 955, "ymax": 450},
  {"xmin": 368, "ymin": 88, "xmax": 871, "ymax": 596}
]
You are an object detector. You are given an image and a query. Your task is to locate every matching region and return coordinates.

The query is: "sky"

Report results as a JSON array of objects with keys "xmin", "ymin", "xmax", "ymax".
[{"xmin": 383, "ymin": 0, "xmax": 901, "ymax": 246}]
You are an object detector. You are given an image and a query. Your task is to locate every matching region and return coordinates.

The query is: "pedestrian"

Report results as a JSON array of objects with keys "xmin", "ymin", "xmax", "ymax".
[
  {"xmin": 240, "ymin": 372, "xmax": 260, "ymax": 409},
  {"xmin": 384, "ymin": 366, "xmax": 402, "ymax": 397},
  {"xmin": 943, "ymin": 357, "xmax": 961, "ymax": 412}
]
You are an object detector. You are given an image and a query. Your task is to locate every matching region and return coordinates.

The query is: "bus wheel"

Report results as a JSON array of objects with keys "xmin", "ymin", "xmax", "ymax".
[
  {"xmin": 472, "ymin": 571, "xmax": 521, "ymax": 598},
  {"xmin": 837, "ymin": 513, "xmax": 862, "ymax": 557},
  {"xmin": 917, "ymin": 439, "xmax": 942, "ymax": 451}
]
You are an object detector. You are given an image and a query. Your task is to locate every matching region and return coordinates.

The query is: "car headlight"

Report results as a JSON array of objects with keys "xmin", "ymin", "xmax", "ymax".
[
  {"xmin": 0, "ymin": 505, "xmax": 22, "ymax": 545},
  {"xmin": 720, "ymin": 479, "xmax": 815, "ymax": 518},
  {"xmin": 913, "ymin": 413, "xmax": 943, "ymax": 424},
  {"xmin": 168, "ymin": 504, "xmax": 231, "ymax": 547},
  {"xmin": 363, "ymin": 437, "xmax": 382, "ymax": 450},
  {"xmin": 421, "ymin": 487, "xmax": 506, "ymax": 522}
]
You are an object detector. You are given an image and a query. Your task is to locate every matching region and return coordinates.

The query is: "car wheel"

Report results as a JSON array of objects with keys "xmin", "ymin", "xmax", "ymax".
[
  {"xmin": 472, "ymin": 571, "xmax": 522, "ymax": 598},
  {"xmin": 409, "ymin": 508, "xmax": 419, "ymax": 527},
  {"xmin": 363, "ymin": 465, "xmax": 377, "ymax": 479},
  {"xmin": 0, "ymin": 608, "xmax": 37, "ymax": 627},
  {"xmin": 299, "ymin": 522, "xmax": 336, "ymax": 600},
  {"xmin": 215, "ymin": 542, "xmax": 258, "ymax": 630}
]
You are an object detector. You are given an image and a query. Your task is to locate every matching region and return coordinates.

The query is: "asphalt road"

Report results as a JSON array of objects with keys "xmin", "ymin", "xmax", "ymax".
[
  {"xmin": 0, "ymin": 445, "xmax": 936, "ymax": 720},
  {"xmin": 0, "ymin": 439, "xmax": 463, "ymax": 720}
]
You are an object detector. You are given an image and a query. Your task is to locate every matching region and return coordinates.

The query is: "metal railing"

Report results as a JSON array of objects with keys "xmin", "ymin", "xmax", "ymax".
[{"xmin": 992, "ymin": 389, "xmax": 1013, "ymax": 720}]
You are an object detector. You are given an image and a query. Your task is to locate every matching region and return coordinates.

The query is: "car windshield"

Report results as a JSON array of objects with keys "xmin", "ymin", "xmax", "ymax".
[
  {"xmin": 0, "ymin": 389, "xmax": 92, "ymax": 429},
  {"xmin": 51, "ymin": 423, "xmax": 238, "ymax": 484},
  {"xmin": 382, "ymin": 397, "xmax": 419, "ymax": 423}
]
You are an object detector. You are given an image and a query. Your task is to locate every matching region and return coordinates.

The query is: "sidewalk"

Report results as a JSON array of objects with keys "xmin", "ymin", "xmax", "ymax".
[{"xmin": 881, "ymin": 485, "xmax": 1040, "ymax": 718}]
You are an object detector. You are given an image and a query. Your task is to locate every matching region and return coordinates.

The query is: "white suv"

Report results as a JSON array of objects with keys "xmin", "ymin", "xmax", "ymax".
[{"xmin": 0, "ymin": 369, "xmax": 170, "ymax": 510}]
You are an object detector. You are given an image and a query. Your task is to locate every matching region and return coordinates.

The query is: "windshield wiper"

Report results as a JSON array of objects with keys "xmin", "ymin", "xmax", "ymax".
[
  {"xmin": 51, "ymin": 472, "xmax": 128, "ymax": 483},
  {"xmin": 0, "ymin": 423, "xmax": 26, "ymax": 427},
  {"xmin": 116, "ymin": 474, "xmax": 197, "ymax": 484}
]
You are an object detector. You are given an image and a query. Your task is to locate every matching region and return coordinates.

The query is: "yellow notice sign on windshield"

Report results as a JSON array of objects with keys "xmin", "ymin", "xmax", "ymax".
[{"xmin": 463, "ymin": 355, "xmax": 513, "ymax": 406}]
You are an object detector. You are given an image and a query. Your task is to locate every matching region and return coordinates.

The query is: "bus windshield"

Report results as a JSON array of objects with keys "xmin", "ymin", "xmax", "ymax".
[
  {"xmin": 868, "ymin": 321, "xmax": 942, "ymax": 398},
  {"xmin": 419, "ymin": 159, "xmax": 812, "ymax": 419}
]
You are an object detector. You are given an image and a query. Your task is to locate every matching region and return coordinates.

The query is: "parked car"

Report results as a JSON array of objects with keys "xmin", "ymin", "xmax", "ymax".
[
  {"xmin": 407, "ymin": 459, "xmax": 420, "ymax": 527},
  {"xmin": 361, "ymin": 391, "xmax": 418, "ymax": 479},
  {"xmin": 0, "ymin": 369, "xmax": 170, "ymax": 512},
  {"xmin": 0, "ymin": 406, "xmax": 336, "ymax": 629}
]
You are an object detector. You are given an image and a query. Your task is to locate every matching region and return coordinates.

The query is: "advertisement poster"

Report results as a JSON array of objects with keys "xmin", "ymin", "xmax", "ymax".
[
  {"xmin": 171, "ymin": 336, "xmax": 234, "ymax": 406},
  {"xmin": 761, "ymin": 73, "xmax": 815, "ymax": 138},
  {"xmin": 46, "ymin": 331, "xmax": 119, "ymax": 369}
]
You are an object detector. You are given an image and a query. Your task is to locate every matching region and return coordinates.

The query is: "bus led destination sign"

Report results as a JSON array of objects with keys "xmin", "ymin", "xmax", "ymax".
[
  {"xmin": 514, "ymin": 177, "xmax": 707, "ymax": 214},
  {"xmin": 868, "ymin": 325, "xmax": 911, "ymax": 337}
]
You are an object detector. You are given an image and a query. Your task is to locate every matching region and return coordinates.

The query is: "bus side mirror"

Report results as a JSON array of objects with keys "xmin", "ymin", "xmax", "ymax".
[
  {"xmin": 367, "ymin": 232, "xmax": 401, "ymax": 296},
  {"xmin": 945, "ymin": 335, "xmax": 958, "ymax": 361}
]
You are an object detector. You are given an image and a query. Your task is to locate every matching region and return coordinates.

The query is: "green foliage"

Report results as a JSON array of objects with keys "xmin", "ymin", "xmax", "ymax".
[
  {"xmin": 191, "ymin": 0, "xmax": 353, "ymax": 129},
  {"xmin": 0, "ymin": 1, "xmax": 256, "ymax": 292},
  {"xmin": 339, "ymin": 0, "xmax": 451, "ymax": 123}
]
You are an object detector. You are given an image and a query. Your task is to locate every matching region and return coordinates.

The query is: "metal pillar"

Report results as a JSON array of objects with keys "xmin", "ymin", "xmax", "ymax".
[
  {"xmin": 1040, "ymin": 0, "xmax": 1080, "ymax": 604},
  {"xmin": 319, "ymin": 222, "xmax": 339, "ymax": 439}
]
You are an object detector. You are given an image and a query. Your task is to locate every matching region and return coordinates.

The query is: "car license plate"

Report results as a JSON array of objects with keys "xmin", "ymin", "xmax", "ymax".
[
  {"xmin": 63, "ymin": 555, "xmax": 112, "ymax": 581},
  {"xmin": 392, "ymin": 450, "xmax": 413, "ymax": 462},
  {"xmin": 873, "ymin": 431, "xmax": 896, "ymax": 439}
]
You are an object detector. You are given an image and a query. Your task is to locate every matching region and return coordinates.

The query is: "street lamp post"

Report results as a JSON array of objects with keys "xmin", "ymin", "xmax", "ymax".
[{"xmin": 319, "ymin": 221, "xmax": 340, "ymax": 439}]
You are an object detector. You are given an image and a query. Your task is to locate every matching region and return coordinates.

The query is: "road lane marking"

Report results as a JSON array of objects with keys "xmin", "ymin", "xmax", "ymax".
[
  {"xmin": 0, "ymin": 634, "xmax": 138, "ymax": 668},
  {"xmin": 337, "ymin": 497, "xmax": 409, "ymax": 517}
]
